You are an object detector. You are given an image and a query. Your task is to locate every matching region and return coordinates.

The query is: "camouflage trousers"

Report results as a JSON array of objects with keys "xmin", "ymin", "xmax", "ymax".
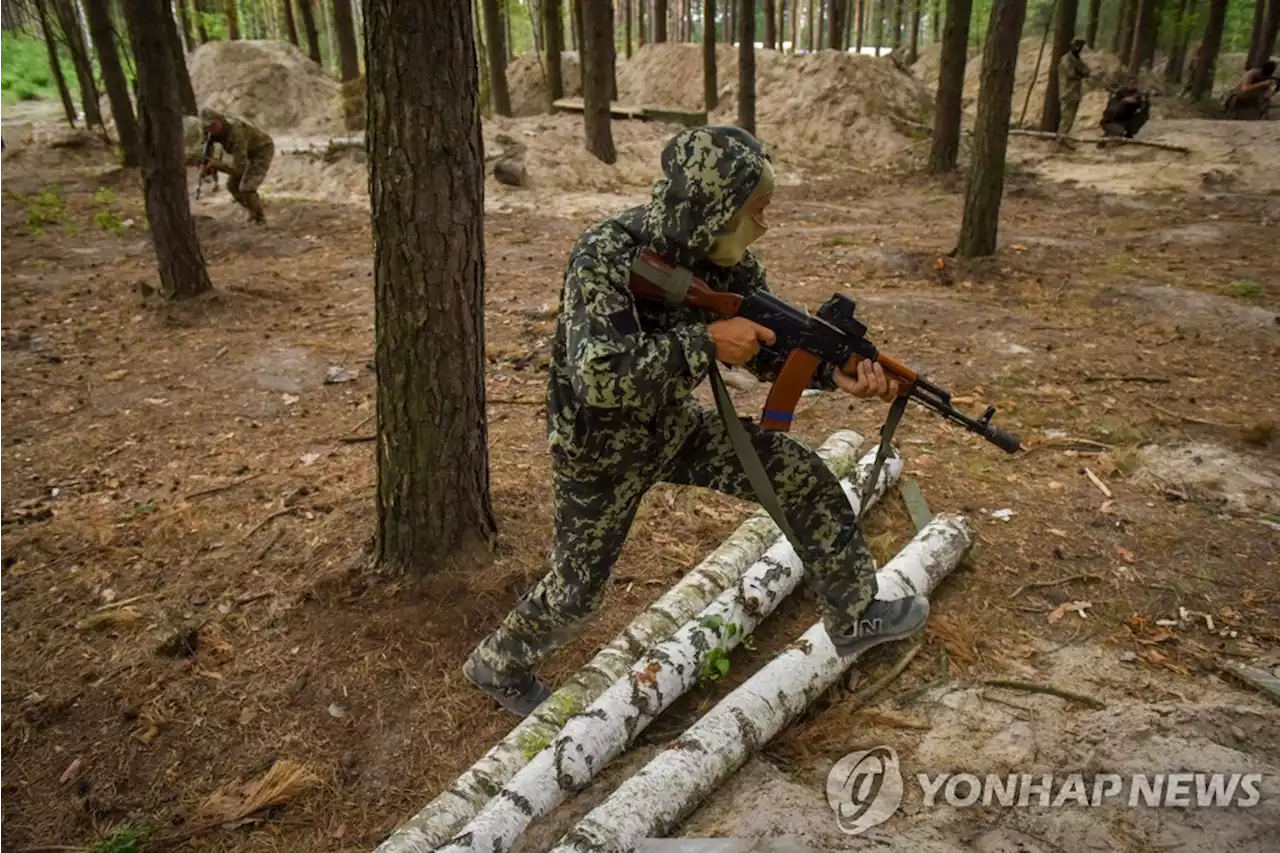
[
  {"xmin": 228, "ymin": 143, "xmax": 274, "ymax": 223},
  {"xmin": 1059, "ymin": 93, "xmax": 1082, "ymax": 136},
  {"xmin": 471, "ymin": 403, "xmax": 879, "ymax": 677}
]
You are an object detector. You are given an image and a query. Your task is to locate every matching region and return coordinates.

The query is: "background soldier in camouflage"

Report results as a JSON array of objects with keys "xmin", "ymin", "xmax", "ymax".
[
  {"xmin": 198, "ymin": 106, "xmax": 275, "ymax": 224},
  {"xmin": 1058, "ymin": 39, "xmax": 1091, "ymax": 137},
  {"xmin": 464, "ymin": 125, "xmax": 931, "ymax": 717}
]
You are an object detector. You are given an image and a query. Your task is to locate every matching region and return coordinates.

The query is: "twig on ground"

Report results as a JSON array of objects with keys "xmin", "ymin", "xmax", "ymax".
[
  {"xmin": 847, "ymin": 642, "xmax": 923, "ymax": 707},
  {"xmin": 983, "ymin": 678, "xmax": 1106, "ymax": 709},
  {"xmin": 235, "ymin": 591, "xmax": 274, "ymax": 606},
  {"xmin": 95, "ymin": 593, "xmax": 154, "ymax": 612},
  {"xmin": 1083, "ymin": 374, "xmax": 1171, "ymax": 383},
  {"xmin": 241, "ymin": 507, "xmax": 298, "ymax": 542},
  {"xmin": 1147, "ymin": 402, "xmax": 1243, "ymax": 429},
  {"xmin": 338, "ymin": 434, "xmax": 376, "ymax": 443},
  {"xmin": 1018, "ymin": 436, "xmax": 1111, "ymax": 460},
  {"xmin": 893, "ymin": 648, "xmax": 950, "ymax": 706},
  {"xmin": 1008, "ymin": 127, "xmax": 1192, "ymax": 153},
  {"xmin": 1083, "ymin": 467, "xmax": 1113, "ymax": 498},
  {"xmin": 1008, "ymin": 573, "xmax": 1103, "ymax": 600},
  {"xmin": 256, "ymin": 529, "xmax": 285, "ymax": 561},
  {"xmin": 185, "ymin": 472, "xmax": 263, "ymax": 501}
]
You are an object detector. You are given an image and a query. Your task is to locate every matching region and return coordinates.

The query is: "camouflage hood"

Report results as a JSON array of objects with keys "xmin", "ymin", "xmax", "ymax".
[{"xmin": 641, "ymin": 125, "xmax": 771, "ymax": 261}]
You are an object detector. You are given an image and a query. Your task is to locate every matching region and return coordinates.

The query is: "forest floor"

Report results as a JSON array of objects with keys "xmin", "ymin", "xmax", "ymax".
[{"xmin": 2, "ymin": 113, "xmax": 1279, "ymax": 853}]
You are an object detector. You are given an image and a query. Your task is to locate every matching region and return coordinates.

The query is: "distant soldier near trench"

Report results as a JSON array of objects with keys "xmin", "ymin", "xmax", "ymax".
[
  {"xmin": 198, "ymin": 107, "xmax": 275, "ymax": 225},
  {"xmin": 1058, "ymin": 39, "xmax": 1091, "ymax": 137}
]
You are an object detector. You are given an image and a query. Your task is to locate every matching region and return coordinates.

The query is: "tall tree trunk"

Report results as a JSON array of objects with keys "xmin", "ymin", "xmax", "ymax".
[
  {"xmin": 807, "ymin": 0, "xmax": 814, "ymax": 48},
  {"xmin": 1259, "ymin": 0, "xmax": 1280, "ymax": 67},
  {"xmin": 581, "ymin": 0, "xmax": 615, "ymax": 162},
  {"xmin": 124, "ymin": 0, "xmax": 213, "ymax": 299},
  {"xmin": 891, "ymin": 0, "xmax": 902, "ymax": 46},
  {"xmin": 624, "ymin": 0, "xmax": 632, "ymax": 56},
  {"xmin": 907, "ymin": 0, "xmax": 920, "ymax": 59},
  {"xmin": 1037, "ymin": 0, "xmax": 1078, "ymax": 132},
  {"xmin": 637, "ymin": 0, "xmax": 645, "ymax": 45},
  {"xmin": 931, "ymin": 0, "xmax": 939, "ymax": 41},
  {"xmin": 35, "ymin": 0, "xmax": 77, "ymax": 127},
  {"xmin": 655, "ymin": 0, "xmax": 667, "ymax": 39},
  {"xmin": 779, "ymin": 0, "xmax": 787, "ymax": 48},
  {"xmin": 177, "ymin": 0, "xmax": 195, "ymax": 49},
  {"xmin": 332, "ymin": 0, "xmax": 359, "ymax": 80},
  {"xmin": 86, "ymin": 0, "xmax": 140, "ymax": 164},
  {"xmin": 1114, "ymin": 0, "xmax": 1135, "ymax": 55},
  {"xmin": 544, "ymin": 0, "xmax": 563, "ymax": 104},
  {"xmin": 1247, "ymin": 0, "xmax": 1266, "ymax": 67},
  {"xmin": 53, "ymin": 0, "xmax": 102, "ymax": 128},
  {"xmin": 1164, "ymin": 0, "xmax": 1189, "ymax": 82},
  {"xmin": 481, "ymin": 0, "xmax": 511, "ymax": 115},
  {"xmin": 791, "ymin": 0, "xmax": 799, "ymax": 48},
  {"xmin": 764, "ymin": 0, "xmax": 776, "ymax": 45},
  {"xmin": 299, "ymin": 0, "xmax": 322, "ymax": 62},
  {"xmin": 1189, "ymin": 0, "xmax": 1227, "ymax": 98},
  {"xmin": 1084, "ymin": 0, "xmax": 1100, "ymax": 45},
  {"xmin": 1139, "ymin": 0, "xmax": 1162, "ymax": 67},
  {"xmin": 929, "ymin": 0, "xmax": 971, "ymax": 171},
  {"xmin": 957, "ymin": 0, "xmax": 1026, "ymax": 257},
  {"xmin": 572, "ymin": 0, "xmax": 584, "ymax": 51},
  {"xmin": 225, "ymin": 0, "xmax": 239, "ymax": 37},
  {"xmin": 163, "ymin": 0, "xmax": 197, "ymax": 114},
  {"xmin": 856, "ymin": 0, "xmax": 866, "ymax": 48},
  {"xmin": 704, "ymin": 0, "xmax": 718, "ymax": 107},
  {"xmin": 366, "ymin": 0, "xmax": 496, "ymax": 575},
  {"xmin": 739, "ymin": 0, "xmax": 755, "ymax": 131},
  {"xmin": 1128, "ymin": 0, "xmax": 1152, "ymax": 71},
  {"xmin": 195, "ymin": 0, "xmax": 209, "ymax": 41},
  {"xmin": 282, "ymin": 0, "xmax": 298, "ymax": 44},
  {"xmin": 873, "ymin": 0, "xmax": 883, "ymax": 52},
  {"xmin": 817, "ymin": 0, "xmax": 824, "ymax": 45}
]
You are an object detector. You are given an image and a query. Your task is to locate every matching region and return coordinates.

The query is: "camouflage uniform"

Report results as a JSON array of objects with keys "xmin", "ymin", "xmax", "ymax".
[
  {"xmin": 1058, "ymin": 48, "xmax": 1090, "ymax": 135},
  {"xmin": 201, "ymin": 107, "xmax": 274, "ymax": 223},
  {"xmin": 469, "ymin": 127, "xmax": 881, "ymax": 682}
]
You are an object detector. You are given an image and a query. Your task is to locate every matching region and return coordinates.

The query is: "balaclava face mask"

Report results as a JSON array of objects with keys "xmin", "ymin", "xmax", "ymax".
[{"xmin": 707, "ymin": 158, "xmax": 775, "ymax": 267}]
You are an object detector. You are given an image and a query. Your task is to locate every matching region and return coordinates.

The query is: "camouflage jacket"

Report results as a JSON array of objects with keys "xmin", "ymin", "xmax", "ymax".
[
  {"xmin": 213, "ymin": 114, "xmax": 273, "ymax": 173},
  {"xmin": 545, "ymin": 126, "xmax": 836, "ymax": 466},
  {"xmin": 1059, "ymin": 51, "xmax": 1090, "ymax": 97}
]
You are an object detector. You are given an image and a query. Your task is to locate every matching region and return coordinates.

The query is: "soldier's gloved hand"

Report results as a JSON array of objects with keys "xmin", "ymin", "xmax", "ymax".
[
  {"xmin": 709, "ymin": 318, "xmax": 776, "ymax": 365},
  {"xmin": 836, "ymin": 357, "xmax": 901, "ymax": 402}
]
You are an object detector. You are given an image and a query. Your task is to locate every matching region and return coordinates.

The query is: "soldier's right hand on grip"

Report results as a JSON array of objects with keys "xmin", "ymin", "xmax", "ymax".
[{"xmin": 709, "ymin": 318, "xmax": 776, "ymax": 365}]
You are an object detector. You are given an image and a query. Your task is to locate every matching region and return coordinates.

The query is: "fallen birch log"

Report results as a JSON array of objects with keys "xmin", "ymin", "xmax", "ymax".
[
  {"xmin": 550, "ymin": 515, "xmax": 972, "ymax": 853},
  {"xmin": 435, "ymin": 449, "xmax": 904, "ymax": 853},
  {"xmin": 375, "ymin": 431, "xmax": 870, "ymax": 853}
]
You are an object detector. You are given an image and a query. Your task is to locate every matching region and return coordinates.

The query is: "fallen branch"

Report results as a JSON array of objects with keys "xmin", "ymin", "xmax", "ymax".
[
  {"xmin": 184, "ymin": 472, "xmax": 263, "ymax": 501},
  {"xmin": 1083, "ymin": 374, "xmax": 1171, "ymax": 384},
  {"xmin": 547, "ymin": 516, "xmax": 972, "ymax": 853},
  {"xmin": 1008, "ymin": 128, "xmax": 1192, "ymax": 153},
  {"xmin": 847, "ymin": 641, "xmax": 924, "ymax": 708},
  {"xmin": 1083, "ymin": 467, "xmax": 1113, "ymax": 498},
  {"xmin": 982, "ymin": 678, "xmax": 1106, "ymax": 709},
  {"xmin": 240, "ymin": 507, "xmax": 297, "ymax": 542},
  {"xmin": 374, "ymin": 431, "xmax": 872, "ymax": 853},
  {"xmin": 1147, "ymin": 402, "xmax": 1244, "ymax": 430},
  {"xmin": 338, "ymin": 434, "xmax": 376, "ymax": 443},
  {"xmin": 893, "ymin": 649, "xmax": 952, "ymax": 706},
  {"xmin": 95, "ymin": 593, "xmax": 154, "ymax": 612},
  {"xmin": 1007, "ymin": 572, "xmax": 1104, "ymax": 600}
]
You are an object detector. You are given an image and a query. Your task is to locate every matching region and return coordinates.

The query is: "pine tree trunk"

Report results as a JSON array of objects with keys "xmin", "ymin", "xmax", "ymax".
[
  {"xmin": 163, "ymin": 0, "xmax": 198, "ymax": 114},
  {"xmin": 1115, "ymin": 0, "xmax": 1134, "ymax": 55},
  {"xmin": 779, "ymin": 0, "xmax": 788, "ymax": 48},
  {"xmin": 637, "ymin": 0, "xmax": 645, "ymax": 44},
  {"xmin": 177, "ymin": 0, "xmax": 195, "ymax": 49},
  {"xmin": 1038, "ymin": 0, "xmax": 1078, "ymax": 132},
  {"xmin": 1189, "ymin": 0, "xmax": 1226, "ymax": 98},
  {"xmin": 791, "ymin": 0, "xmax": 799, "ymax": 48},
  {"xmin": 124, "ymin": 0, "xmax": 213, "ymax": 299},
  {"xmin": 1085, "ymin": 0, "xmax": 1100, "ymax": 45},
  {"xmin": 299, "ymin": 0, "xmax": 322, "ymax": 63},
  {"xmin": 807, "ymin": 0, "xmax": 814, "ymax": 48},
  {"xmin": 891, "ymin": 0, "xmax": 902, "ymax": 46},
  {"xmin": 581, "ymin": 0, "xmax": 616, "ymax": 162},
  {"xmin": 86, "ymin": 0, "xmax": 139, "ymax": 164},
  {"xmin": 282, "ymin": 0, "xmax": 299, "ymax": 44},
  {"xmin": 704, "ymin": 0, "xmax": 718, "ymax": 107},
  {"xmin": 572, "ymin": 0, "xmax": 584, "ymax": 51},
  {"xmin": 1128, "ymin": 0, "xmax": 1152, "ymax": 71},
  {"xmin": 1260, "ymin": 0, "xmax": 1280, "ymax": 67},
  {"xmin": 929, "ymin": 0, "xmax": 971, "ymax": 171},
  {"xmin": 873, "ymin": 0, "xmax": 883, "ymax": 53},
  {"xmin": 1165, "ymin": 0, "xmax": 1188, "ymax": 82},
  {"xmin": 907, "ymin": 0, "xmax": 920, "ymax": 59},
  {"xmin": 817, "ymin": 0, "xmax": 824, "ymax": 45},
  {"xmin": 225, "ymin": 0, "xmax": 239, "ymax": 36},
  {"xmin": 655, "ymin": 0, "xmax": 667, "ymax": 39},
  {"xmin": 35, "ymin": 0, "xmax": 77, "ymax": 127},
  {"xmin": 544, "ymin": 0, "xmax": 564, "ymax": 104},
  {"xmin": 1247, "ymin": 0, "xmax": 1266, "ymax": 67},
  {"xmin": 332, "ymin": 0, "xmax": 359, "ymax": 79},
  {"xmin": 53, "ymin": 0, "xmax": 102, "ymax": 128},
  {"xmin": 763, "ymin": 0, "xmax": 775, "ymax": 45},
  {"xmin": 195, "ymin": 0, "xmax": 208, "ymax": 41},
  {"xmin": 1139, "ymin": 0, "xmax": 1162, "ymax": 67},
  {"xmin": 624, "ymin": 0, "xmax": 632, "ymax": 56},
  {"xmin": 481, "ymin": 0, "xmax": 511, "ymax": 115},
  {"xmin": 856, "ymin": 0, "xmax": 865, "ymax": 49},
  {"xmin": 931, "ymin": 0, "xmax": 939, "ymax": 41},
  {"xmin": 739, "ymin": 0, "xmax": 755, "ymax": 132},
  {"xmin": 958, "ymin": 0, "xmax": 1026, "ymax": 258},
  {"xmin": 366, "ymin": 0, "xmax": 497, "ymax": 576}
]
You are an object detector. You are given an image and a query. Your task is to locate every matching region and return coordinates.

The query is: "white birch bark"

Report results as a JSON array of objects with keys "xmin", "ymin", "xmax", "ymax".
[
  {"xmin": 375, "ymin": 431, "xmax": 869, "ymax": 853},
  {"xmin": 433, "ymin": 449, "xmax": 904, "ymax": 853},
  {"xmin": 551, "ymin": 515, "xmax": 972, "ymax": 853}
]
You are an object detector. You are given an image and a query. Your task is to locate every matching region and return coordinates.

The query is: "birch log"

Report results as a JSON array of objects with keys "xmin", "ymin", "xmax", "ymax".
[
  {"xmin": 551, "ymin": 515, "xmax": 972, "ymax": 853},
  {"xmin": 434, "ymin": 449, "xmax": 904, "ymax": 853},
  {"xmin": 375, "ymin": 430, "xmax": 871, "ymax": 853}
]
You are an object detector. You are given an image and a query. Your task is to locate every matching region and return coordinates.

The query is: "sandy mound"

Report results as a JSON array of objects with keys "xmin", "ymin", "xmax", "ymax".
[
  {"xmin": 508, "ymin": 51, "xmax": 584, "ymax": 116},
  {"xmin": 189, "ymin": 39, "xmax": 343, "ymax": 134}
]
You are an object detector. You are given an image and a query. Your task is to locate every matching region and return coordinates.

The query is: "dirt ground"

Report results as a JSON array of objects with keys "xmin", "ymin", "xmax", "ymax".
[{"xmin": 3, "ymin": 100, "xmax": 1279, "ymax": 853}]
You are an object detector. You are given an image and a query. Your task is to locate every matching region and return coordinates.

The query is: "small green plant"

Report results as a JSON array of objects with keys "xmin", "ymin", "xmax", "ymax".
[
  {"xmin": 25, "ymin": 186, "xmax": 66, "ymax": 230},
  {"xmin": 824, "ymin": 235, "xmax": 856, "ymax": 247},
  {"xmin": 89, "ymin": 823, "xmax": 150, "ymax": 853},
  {"xmin": 1229, "ymin": 280, "xmax": 1262, "ymax": 299},
  {"xmin": 698, "ymin": 614, "xmax": 724, "ymax": 631},
  {"xmin": 95, "ymin": 209, "xmax": 125, "ymax": 235},
  {"xmin": 700, "ymin": 648, "xmax": 731, "ymax": 682},
  {"xmin": 93, "ymin": 187, "xmax": 118, "ymax": 206}
]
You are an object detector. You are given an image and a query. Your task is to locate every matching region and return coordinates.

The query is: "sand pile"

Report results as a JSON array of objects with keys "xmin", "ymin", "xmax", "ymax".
[
  {"xmin": 189, "ymin": 39, "xmax": 343, "ymax": 134},
  {"xmin": 507, "ymin": 51, "xmax": 584, "ymax": 116}
]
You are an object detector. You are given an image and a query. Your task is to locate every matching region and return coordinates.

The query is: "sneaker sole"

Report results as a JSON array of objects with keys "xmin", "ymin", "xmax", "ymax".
[{"xmin": 830, "ymin": 601, "xmax": 930, "ymax": 658}]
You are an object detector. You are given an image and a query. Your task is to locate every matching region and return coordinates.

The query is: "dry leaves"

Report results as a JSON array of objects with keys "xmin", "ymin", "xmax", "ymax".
[{"xmin": 1048, "ymin": 600, "xmax": 1093, "ymax": 623}]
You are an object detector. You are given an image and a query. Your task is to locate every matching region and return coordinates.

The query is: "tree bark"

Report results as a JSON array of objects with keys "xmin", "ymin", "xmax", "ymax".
[
  {"xmin": 807, "ymin": 0, "xmax": 814, "ymax": 48},
  {"xmin": 1164, "ymin": 0, "xmax": 1188, "ymax": 82},
  {"xmin": 704, "ymin": 0, "xmax": 718, "ymax": 108},
  {"xmin": 872, "ymin": 0, "xmax": 880, "ymax": 53},
  {"xmin": 1085, "ymin": 0, "xmax": 1100, "ymax": 45},
  {"xmin": 637, "ymin": 0, "xmax": 645, "ymax": 44},
  {"xmin": 817, "ymin": 0, "xmax": 825, "ymax": 45},
  {"xmin": 1037, "ymin": 0, "xmax": 1078, "ymax": 133},
  {"xmin": 891, "ymin": 0, "xmax": 902, "ymax": 46},
  {"xmin": 1138, "ymin": 0, "xmax": 1162, "ymax": 68},
  {"xmin": 739, "ymin": 0, "xmax": 755, "ymax": 132},
  {"xmin": 194, "ymin": 0, "xmax": 208, "ymax": 41},
  {"xmin": 544, "ymin": 0, "xmax": 563, "ymax": 105},
  {"xmin": 928, "ymin": 0, "xmax": 970, "ymax": 171},
  {"xmin": 162, "ymin": 0, "xmax": 198, "ymax": 114},
  {"xmin": 481, "ymin": 0, "xmax": 511, "ymax": 115},
  {"xmin": 624, "ymin": 0, "xmax": 632, "ymax": 56},
  {"xmin": 655, "ymin": 0, "xmax": 667, "ymax": 39},
  {"xmin": 124, "ymin": 0, "xmax": 213, "ymax": 299},
  {"xmin": 907, "ymin": 0, "xmax": 920, "ymax": 60},
  {"xmin": 580, "ymin": 0, "xmax": 616, "ymax": 161},
  {"xmin": 1128, "ymin": 0, "xmax": 1152, "ymax": 71},
  {"xmin": 791, "ymin": 0, "xmax": 799, "ymax": 48},
  {"xmin": 763, "ymin": 0, "xmax": 776, "ymax": 46},
  {"xmin": 1188, "ymin": 0, "xmax": 1226, "ymax": 98},
  {"xmin": 176, "ymin": 0, "xmax": 195, "ymax": 49},
  {"xmin": 1259, "ymin": 0, "xmax": 1280, "ymax": 67},
  {"xmin": 35, "ymin": 0, "xmax": 77, "ymax": 127},
  {"xmin": 299, "ymin": 0, "xmax": 322, "ymax": 63},
  {"xmin": 281, "ymin": 0, "xmax": 298, "ymax": 44},
  {"xmin": 331, "ymin": 0, "xmax": 359, "ymax": 80},
  {"xmin": 86, "ymin": 0, "xmax": 140, "ymax": 164},
  {"xmin": 931, "ymin": 0, "xmax": 939, "ymax": 41},
  {"xmin": 1247, "ymin": 0, "xmax": 1266, "ymax": 67},
  {"xmin": 572, "ymin": 0, "xmax": 584, "ymax": 52},
  {"xmin": 1114, "ymin": 0, "xmax": 1134, "ymax": 56},
  {"xmin": 366, "ymin": 0, "xmax": 497, "ymax": 576},
  {"xmin": 225, "ymin": 0, "xmax": 239, "ymax": 37},
  {"xmin": 52, "ymin": 0, "xmax": 102, "ymax": 128},
  {"xmin": 958, "ymin": 0, "xmax": 1026, "ymax": 258}
]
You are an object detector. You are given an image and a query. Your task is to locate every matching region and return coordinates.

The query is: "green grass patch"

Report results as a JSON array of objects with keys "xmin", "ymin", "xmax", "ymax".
[
  {"xmin": 2, "ymin": 33, "xmax": 79, "ymax": 106},
  {"xmin": 95, "ymin": 209, "xmax": 125, "ymax": 235},
  {"xmin": 1229, "ymin": 280, "xmax": 1262, "ymax": 299},
  {"xmin": 824, "ymin": 235, "xmax": 856, "ymax": 247},
  {"xmin": 92, "ymin": 187, "xmax": 118, "ymax": 206},
  {"xmin": 89, "ymin": 823, "xmax": 150, "ymax": 853},
  {"xmin": 25, "ymin": 185, "xmax": 66, "ymax": 234}
]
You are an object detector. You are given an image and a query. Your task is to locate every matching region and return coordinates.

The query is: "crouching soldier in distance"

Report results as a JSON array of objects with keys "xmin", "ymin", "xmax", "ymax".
[
  {"xmin": 198, "ymin": 106, "xmax": 274, "ymax": 225},
  {"xmin": 1101, "ymin": 77, "xmax": 1151, "ymax": 139},
  {"xmin": 463, "ymin": 125, "xmax": 932, "ymax": 717}
]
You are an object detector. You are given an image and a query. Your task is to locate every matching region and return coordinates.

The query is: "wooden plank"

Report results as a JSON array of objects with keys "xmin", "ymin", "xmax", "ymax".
[
  {"xmin": 900, "ymin": 477, "xmax": 934, "ymax": 533},
  {"xmin": 551, "ymin": 97, "xmax": 706, "ymax": 126}
]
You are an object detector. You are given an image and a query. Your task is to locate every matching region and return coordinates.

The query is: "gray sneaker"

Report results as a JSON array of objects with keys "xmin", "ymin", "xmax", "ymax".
[
  {"xmin": 828, "ymin": 595, "xmax": 931, "ymax": 658},
  {"xmin": 463, "ymin": 655, "xmax": 553, "ymax": 718}
]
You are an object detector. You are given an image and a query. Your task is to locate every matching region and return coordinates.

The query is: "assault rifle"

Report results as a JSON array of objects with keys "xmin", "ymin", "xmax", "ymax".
[{"xmin": 195, "ymin": 133, "xmax": 218, "ymax": 199}]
